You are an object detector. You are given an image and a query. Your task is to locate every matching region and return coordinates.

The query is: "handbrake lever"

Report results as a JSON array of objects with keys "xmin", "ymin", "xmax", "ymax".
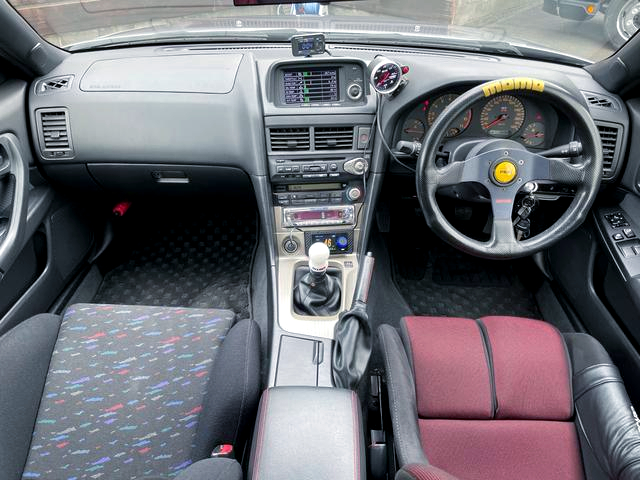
[
  {"xmin": 332, "ymin": 251, "xmax": 375, "ymax": 390},
  {"xmin": 353, "ymin": 252, "xmax": 375, "ymax": 306}
]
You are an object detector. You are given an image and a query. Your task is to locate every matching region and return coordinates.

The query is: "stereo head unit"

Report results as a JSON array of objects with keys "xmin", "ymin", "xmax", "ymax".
[{"xmin": 282, "ymin": 205, "xmax": 355, "ymax": 228}]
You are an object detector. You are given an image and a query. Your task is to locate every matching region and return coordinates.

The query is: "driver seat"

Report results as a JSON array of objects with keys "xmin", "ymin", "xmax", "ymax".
[{"xmin": 379, "ymin": 316, "xmax": 640, "ymax": 480}]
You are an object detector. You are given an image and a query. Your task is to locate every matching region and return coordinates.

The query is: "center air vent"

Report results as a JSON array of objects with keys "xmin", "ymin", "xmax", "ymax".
[
  {"xmin": 582, "ymin": 91, "xmax": 619, "ymax": 110},
  {"xmin": 314, "ymin": 126, "xmax": 355, "ymax": 150},
  {"xmin": 37, "ymin": 108, "xmax": 74, "ymax": 159},
  {"xmin": 36, "ymin": 75, "xmax": 73, "ymax": 95},
  {"xmin": 269, "ymin": 127, "xmax": 311, "ymax": 151},
  {"xmin": 596, "ymin": 122, "xmax": 622, "ymax": 178}
]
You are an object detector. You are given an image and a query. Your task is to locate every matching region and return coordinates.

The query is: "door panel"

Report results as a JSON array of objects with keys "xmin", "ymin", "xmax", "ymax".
[{"xmin": 0, "ymin": 77, "xmax": 94, "ymax": 331}]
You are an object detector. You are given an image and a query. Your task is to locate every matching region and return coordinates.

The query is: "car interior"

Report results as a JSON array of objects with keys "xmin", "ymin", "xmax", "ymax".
[{"xmin": 1, "ymin": 0, "xmax": 640, "ymax": 479}]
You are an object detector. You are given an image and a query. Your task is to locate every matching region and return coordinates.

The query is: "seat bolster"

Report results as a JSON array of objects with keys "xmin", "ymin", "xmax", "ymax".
[
  {"xmin": 192, "ymin": 319, "xmax": 262, "ymax": 461},
  {"xmin": 565, "ymin": 333, "xmax": 640, "ymax": 480},
  {"xmin": 378, "ymin": 325, "xmax": 428, "ymax": 467},
  {"xmin": 395, "ymin": 463, "xmax": 460, "ymax": 480},
  {"xmin": 0, "ymin": 313, "xmax": 61, "ymax": 480},
  {"xmin": 174, "ymin": 458, "xmax": 243, "ymax": 480}
]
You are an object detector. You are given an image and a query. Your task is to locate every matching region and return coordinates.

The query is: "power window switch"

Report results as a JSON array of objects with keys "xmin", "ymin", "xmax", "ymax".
[
  {"xmin": 621, "ymin": 245, "xmax": 637, "ymax": 257},
  {"xmin": 623, "ymin": 228, "xmax": 636, "ymax": 238},
  {"xmin": 613, "ymin": 233, "xmax": 624, "ymax": 241}
]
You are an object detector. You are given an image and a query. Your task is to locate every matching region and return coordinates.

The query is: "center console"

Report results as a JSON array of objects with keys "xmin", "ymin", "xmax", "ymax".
[{"xmin": 261, "ymin": 56, "xmax": 376, "ymax": 388}]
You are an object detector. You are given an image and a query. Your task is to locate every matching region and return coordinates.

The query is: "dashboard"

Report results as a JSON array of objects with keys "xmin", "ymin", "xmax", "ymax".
[
  {"xmin": 26, "ymin": 43, "xmax": 629, "ymax": 190},
  {"xmin": 395, "ymin": 88, "xmax": 564, "ymax": 150}
]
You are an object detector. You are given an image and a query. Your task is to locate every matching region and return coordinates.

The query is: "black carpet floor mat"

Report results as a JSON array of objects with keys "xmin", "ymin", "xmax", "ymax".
[
  {"xmin": 93, "ymin": 210, "xmax": 257, "ymax": 319},
  {"xmin": 391, "ymin": 235, "xmax": 541, "ymax": 319}
]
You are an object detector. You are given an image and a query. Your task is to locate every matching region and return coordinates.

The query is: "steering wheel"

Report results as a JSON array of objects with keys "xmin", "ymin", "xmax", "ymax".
[{"xmin": 416, "ymin": 78, "xmax": 602, "ymax": 259}]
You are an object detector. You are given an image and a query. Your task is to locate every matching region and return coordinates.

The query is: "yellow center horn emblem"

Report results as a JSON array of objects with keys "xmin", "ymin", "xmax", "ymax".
[{"xmin": 493, "ymin": 160, "xmax": 517, "ymax": 185}]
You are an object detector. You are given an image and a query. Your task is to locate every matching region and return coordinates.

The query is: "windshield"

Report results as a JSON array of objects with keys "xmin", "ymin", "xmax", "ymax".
[{"xmin": 7, "ymin": 0, "xmax": 637, "ymax": 63}]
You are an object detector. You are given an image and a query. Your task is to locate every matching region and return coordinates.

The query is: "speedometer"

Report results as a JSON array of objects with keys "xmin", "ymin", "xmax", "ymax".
[
  {"xmin": 426, "ymin": 94, "xmax": 472, "ymax": 138},
  {"xmin": 480, "ymin": 95, "xmax": 525, "ymax": 138}
]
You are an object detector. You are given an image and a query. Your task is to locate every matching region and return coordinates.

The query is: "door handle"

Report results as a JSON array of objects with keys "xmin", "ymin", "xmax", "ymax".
[{"xmin": 0, "ymin": 134, "xmax": 28, "ymax": 280}]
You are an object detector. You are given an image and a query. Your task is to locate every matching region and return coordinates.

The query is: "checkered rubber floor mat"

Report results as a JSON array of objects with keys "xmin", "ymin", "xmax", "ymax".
[{"xmin": 94, "ymin": 210, "xmax": 257, "ymax": 319}]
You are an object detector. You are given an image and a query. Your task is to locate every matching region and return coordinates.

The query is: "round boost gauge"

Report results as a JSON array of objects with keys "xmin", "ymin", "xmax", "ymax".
[{"xmin": 369, "ymin": 57, "xmax": 403, "ymax": 95}]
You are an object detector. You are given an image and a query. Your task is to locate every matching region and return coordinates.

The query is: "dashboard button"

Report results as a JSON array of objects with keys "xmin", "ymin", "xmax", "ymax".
[
  {"xmin": 336, "ymin": 236, "xmax": 349, "ymax": 249},
  {"xmin": 347, "ymin": 187, "xmax": 363, "ymax": 202},
  {"xmin": 347, "ymin": 83, "xmax": 363, "ymax": 101}
]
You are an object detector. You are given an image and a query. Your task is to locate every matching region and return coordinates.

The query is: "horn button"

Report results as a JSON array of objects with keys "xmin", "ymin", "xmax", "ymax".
[{"xmin": 491, "ymin": 159, "xmax": 518, "ymax": 185}]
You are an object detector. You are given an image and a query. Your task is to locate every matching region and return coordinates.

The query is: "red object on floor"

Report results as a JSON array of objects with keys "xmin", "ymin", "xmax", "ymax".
[{"xmin": 112, "ymin": 201, "xmax": 132, "ymax": 217}]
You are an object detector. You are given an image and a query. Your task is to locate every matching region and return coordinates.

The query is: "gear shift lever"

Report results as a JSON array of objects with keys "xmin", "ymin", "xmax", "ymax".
[
  {"xmin": 293, "ymin": 242, "xmax": 341, "ymax": 316},
  {"xmin": 308, "ymin": 242, "xmax": 330, "ymax": 277}
]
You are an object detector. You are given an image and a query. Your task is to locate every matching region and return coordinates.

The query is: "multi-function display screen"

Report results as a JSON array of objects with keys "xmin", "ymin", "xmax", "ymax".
[{"xmin": 283, "ymin": 67, "xmax": 339, "ymax": 104}]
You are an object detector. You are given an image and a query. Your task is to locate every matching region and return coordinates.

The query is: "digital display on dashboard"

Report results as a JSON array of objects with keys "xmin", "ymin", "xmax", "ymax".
[
  {"xmin": 288, "ymin": 183, "xmax": 342, "ymax": 192},
  {"xmin": 311, "ymin": 233, "xmax": 351, "ymax": 254},
  {"xmin": 283, "ymin": 67, "xmax": 339, "ymax": 104}
]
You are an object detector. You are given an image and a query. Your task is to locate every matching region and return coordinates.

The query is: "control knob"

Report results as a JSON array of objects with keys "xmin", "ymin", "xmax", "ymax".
[
  {"xmin": 347, "ymin": 186, "xmax": 363, "ymax": 202},
  {"xmin": 347, "ymin": 83, "xmax": 363, "ymax": 101},
  {"xmin": 344, "ymin": 157, "xmax": 369, "ymax": 176}
]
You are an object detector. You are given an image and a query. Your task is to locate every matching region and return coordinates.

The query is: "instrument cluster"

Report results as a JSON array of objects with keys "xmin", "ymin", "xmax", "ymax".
[{"xmin": 396, "ymin": 89, "xmax": 559, "ymax": 149}]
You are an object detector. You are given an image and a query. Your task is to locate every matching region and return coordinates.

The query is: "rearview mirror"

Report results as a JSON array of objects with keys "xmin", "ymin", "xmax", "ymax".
[{"xmin": 234, "ymin": 0, "xmax": 357, "ymax": 5}]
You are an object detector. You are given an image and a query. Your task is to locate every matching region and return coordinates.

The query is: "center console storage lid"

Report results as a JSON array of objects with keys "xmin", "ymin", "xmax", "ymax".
[{"xmin": 249, "ymin": 387, "xmax": 365, "ymax": 480}]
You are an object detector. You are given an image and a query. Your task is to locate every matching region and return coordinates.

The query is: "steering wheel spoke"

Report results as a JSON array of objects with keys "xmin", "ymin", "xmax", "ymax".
[
  {"xmin": 434, "ymin": 160, "xmax": 467, "ymax": 187},
  {"xmin": 487, "ymin": 186, "xmax": 518, "ymax": 246},
  {"xmin": 527, "ymin": 155, "xmax": 587, "ymax": 185},
  {"xmin": 491, "ymin": 217, "xmax": 518, "ymax": 248},
  {"xmin": 434, "ymin": 153, "xmax": 488, "ymax": 187}
]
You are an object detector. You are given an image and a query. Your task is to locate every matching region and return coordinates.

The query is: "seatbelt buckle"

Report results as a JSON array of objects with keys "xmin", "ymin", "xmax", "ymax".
[{"xmin": 211, "ymin": 444, "xmax": 234, "ymax": 459}]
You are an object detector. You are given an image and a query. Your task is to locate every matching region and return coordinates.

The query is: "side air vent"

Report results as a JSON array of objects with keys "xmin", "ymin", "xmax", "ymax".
[
  {"xmin": 269, "ymin": 127, "xmax": 311, "ymax": 151},
  {"xmin": 36, "ymin": 108, "xmax": 74, "ymax": 159},
  {"xmin": 314, "ymin": 126, "xmax": 355, "ymax": 150},
  {"xmin": 596, "ymin": 122, "xmax": 622, "ymax": 178},
  {"xmin": 582, "ymin": 91, "xmax": 619, "ymax": 110},
  {"xmin": 35, "ymin": 75, "xmax": 73, "ymax": 95}
]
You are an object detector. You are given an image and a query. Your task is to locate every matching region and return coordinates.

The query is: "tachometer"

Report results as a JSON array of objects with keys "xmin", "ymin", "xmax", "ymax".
[
  {"xmin": 480, "ymin": 95, "xmax": 525, "ymax": 138},
  {"xmin": 369, "ymin": 57, "xmax": 403, "ymax": 95},
  {"xmin": 426, "ymin": 94, "xmax": 472, "ymax": 138},
  {"xmin": 402, "ymin": 118, "xmax": 426, "ymax": 141},
  {"xmin": 521, "ymin": 122, "xmax": 545, "ymax": 147}
]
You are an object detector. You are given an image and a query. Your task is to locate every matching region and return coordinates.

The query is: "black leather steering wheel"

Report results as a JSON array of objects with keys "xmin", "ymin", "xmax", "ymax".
[{"xmin": 416, "ymin": 78, "xmax": 603, "ymax": 259}]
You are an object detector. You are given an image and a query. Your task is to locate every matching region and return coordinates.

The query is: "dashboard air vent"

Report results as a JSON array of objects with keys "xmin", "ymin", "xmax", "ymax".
[
  {"xmin": 314, "ymin": 126, "xmax": 355, "ymax": 150},
  {"xmin": 582, "ymin": 91, "xmax": 619, "ymax": 110},
  {"xmin": 36, "ymin": 75, "xmax": 73, "ymax": 95},
  {"xmin": 596, "ymin": 122, "xmax": 622, "ymax": 178},
  {"xmin": 37, "ymin": 109, "xmax": 74, "ymax": 158},
  {"xmin": 269, "ymin": 127, "xmax": 310, "ymax": 151}
]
